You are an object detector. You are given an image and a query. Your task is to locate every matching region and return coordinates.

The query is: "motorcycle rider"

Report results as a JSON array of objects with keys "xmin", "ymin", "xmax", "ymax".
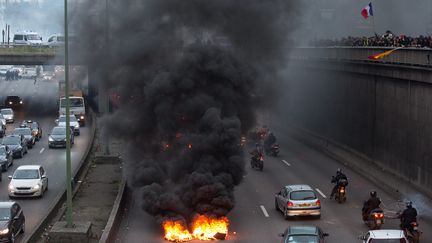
[
  {"xmin": 250, "ymin": 143, "xmax": 264, "ymax": 163},
  {"xmin": 329, "ymin": 168, "xmax": 348, "ymax": 199},
  {"xmin": 362, "ymin": 191, "xmax": 382, "ymax": 221},
  {"xmin": 400, "ymin": 201, "xmax": 418, "ymax": 230}
]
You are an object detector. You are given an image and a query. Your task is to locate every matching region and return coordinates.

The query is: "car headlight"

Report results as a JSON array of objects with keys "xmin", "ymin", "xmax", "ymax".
[
  {"xmin": 33, "ymin": 184, "xmax": 40, "ymax": 190},
  {"xmin": 13, "ymin": 146, "xmax": 22, "ymax": 151},
  {"xmin": 0, "ymin": 228, "xmax": 9, "ymax": 235},
  {"xmin": 80, "ymin": 115, "xmax": 85, "ymax": 120},
  {"xmin": 19, "ymin": 101, "xmax": 23, "ymax": 104},
  {"xmin": 8, "ymin": 101, "xmax": 12, "ymax": 105},
  {"xmin": 8, "ymin": 184, "xmax": 14, "ymax": 191},
  {"xmin": 48, "ymin": 136, "xmax": 54, "ymax": 142},
  {"xmin": 74, "ymin": 125, "xmax": 79, "ymax": 129}
]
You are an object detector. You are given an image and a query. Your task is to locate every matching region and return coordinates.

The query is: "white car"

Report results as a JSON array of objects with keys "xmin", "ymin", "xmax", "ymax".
[
  {"xmin": 8, "ymin": 165, "xmax": 48, "ymax": 198},
  {"xmin": 56, "ymin": 115, "xmax": 80, "ymax": 135},
  {"xmin": 0, "ymin": 108, "xmax": 14, "ymax": 123},
  {"xmin": 360, "ymin": 230, "xmax": 409, "ymax": 243},
  {"xmin": 275, "ymin": 184, "xmax": 321, "ymax": 219}
]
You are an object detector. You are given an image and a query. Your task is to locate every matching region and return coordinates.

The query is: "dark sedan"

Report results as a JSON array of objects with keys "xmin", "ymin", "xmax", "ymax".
[
  {"xmin": 279, "ymin": 226, "xmax": 329, "ymax": 243},
  {"xmin": 12, "ymin": 128, "xmax": 35, "ymax": 149},
  {"xmin": 0, "ymin": 146, "xmax": 13, "ymax": 172},
  {"xmin": 48, "ymin": 126, "xmax": 74, "ymax": 148},
  {"xmin": 0, "ymin": 201, "xmax": 25, "ymax": 242},
  {"xmin": 0, "ymin": 135, "xmax": 28, "ymax": 158}
]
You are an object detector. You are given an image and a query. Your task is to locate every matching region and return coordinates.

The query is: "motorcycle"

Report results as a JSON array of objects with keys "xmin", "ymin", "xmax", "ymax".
[
  {"xmin": 334, "ymin": 179, "xmax": 348, "ymax": 203},
  {"xmin": 404, "ymin": 220, "xmax": 421, "ymax": 243},
  {"xmin": 363, "ymin": 208, "xmax": 385, "ymax": 230},
  {"xmin": 269, "ymin": 143, "xmax": 279, "ymax": 157},
  {"xmin": 251, "ymin": 154, "xmax": 264, "ymax": 171}
]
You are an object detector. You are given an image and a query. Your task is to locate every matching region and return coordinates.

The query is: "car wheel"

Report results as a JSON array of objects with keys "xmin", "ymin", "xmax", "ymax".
[{"xmin": 19, "ymin": 150, "xmax": 24, "ymax": 158}]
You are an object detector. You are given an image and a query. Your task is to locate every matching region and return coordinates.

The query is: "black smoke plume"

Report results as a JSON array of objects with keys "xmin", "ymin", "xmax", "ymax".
[{"xmin": 71, "ymin": 0, "xmax": 299, "ymax": 223}]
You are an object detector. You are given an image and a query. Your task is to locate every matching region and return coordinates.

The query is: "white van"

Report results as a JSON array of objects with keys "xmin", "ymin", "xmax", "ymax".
[
  {"xmin": 47, "ymin": 34, "xmax": 64, "ymax": 47},
  {"xmin": 13, "ymin": 31, "xmax": 43, "ymax": 45}
]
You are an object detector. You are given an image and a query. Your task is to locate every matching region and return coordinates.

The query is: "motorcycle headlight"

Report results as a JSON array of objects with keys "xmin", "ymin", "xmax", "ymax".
[
  {"xmin": 33, "ymin": 184, "xmax": 40, "ymax": 190},
  {"xmin": 0, "ymin": 228, "xmax": 9, "ymax": 234},
  {"xmin": 48, "ymin": 136, "xmax": 54, "ymax": 142},
  {"xmin": 80, "ymin": 115, "xmax": 85, "ymax": 120}
]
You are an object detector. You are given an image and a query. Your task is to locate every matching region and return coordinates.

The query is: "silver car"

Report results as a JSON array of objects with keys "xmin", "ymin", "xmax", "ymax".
[
  {"xmin": 275, "ymin": 184, "xmax": 321, "ymax": 219},
  {"xmin": 0, "ymin": 108, "xmax": 14, "ymax": 123},
  {"xmin": 56, "ymin": 115, "xmax": 80, "ymax": 136}
]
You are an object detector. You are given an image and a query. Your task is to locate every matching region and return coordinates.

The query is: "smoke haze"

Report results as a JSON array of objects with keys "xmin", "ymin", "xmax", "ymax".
[{"xmin": 71, "ymin": 0, "xmax": 299, "ymax": 223}]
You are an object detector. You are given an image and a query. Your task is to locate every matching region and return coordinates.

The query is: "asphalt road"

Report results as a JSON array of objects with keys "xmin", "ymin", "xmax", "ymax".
[
  {"xmin": 0, "ymin": 76, "xmax": 91, "ymax": 242},
  {"xmin": 115, "ymin": 123, "xmax": 432, "ymax": 242}
]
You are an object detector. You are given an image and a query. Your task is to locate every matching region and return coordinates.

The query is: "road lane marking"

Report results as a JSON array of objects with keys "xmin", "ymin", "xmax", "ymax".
[
  {"xmin": 315, "ymin": 188, "xmax": 327, "ymax": 198},
  {"xmin": 282, "ymin": 159, "xmax": 291, "ymax": 166},
  {"xmin": 260, "ymin": 205, "xmax": 269, "ymax": 217},
  {"xmin": 40, "ymin": 148, "xmax": 45, "ymax": 154}
]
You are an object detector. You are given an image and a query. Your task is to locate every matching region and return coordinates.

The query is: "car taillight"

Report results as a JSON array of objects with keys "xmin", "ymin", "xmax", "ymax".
[
  {"xmin": 315, "ymin": 200, "xmax": 321, "ymax": 206},
  {"xmin": 287, "ymin": 201, "xmax": 294, "ymax": 207},
  {"xmin": 373, "ymin": 213, "xmax": 384, "ymax": 218}
]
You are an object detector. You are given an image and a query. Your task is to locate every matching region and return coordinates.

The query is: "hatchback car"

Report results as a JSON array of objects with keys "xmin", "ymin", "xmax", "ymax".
[
  {"xmin": 12, "ymin": 127, "xmax": 36, "ymax": 149},
  {"xmin": 279, "ymin": 226, "xmax": 329, "ymax": 243},
  {"xmin": 0, "ymin": 146, "xmax": 13, "ymax": 172},
  {"xmin": 56, "ymin": 115, "xmax": 80, "ymax": 135},
  {"xmin": 48, "ymin": 126, "xmax": 74, "ymax": 148},
  {"xmin": 0, "ymin": 201, "xmax": 25, "ymax": 242},
  {"xmin": 8, "ymin": 165, "xmax": 48, "ymax": 198},
  {"xmin": 275, "ymin": 184, "xmax": 321, "ymax": 219},
  {"xmin": 0, "ymin": 109, "xmax": 14, "ymax": 123},
  {"xmin": 4, "ymin": 96, "xmax": 23, "ymax": 109},
  {"xmin": 0, "ymin": 135, "xmax": 28, "ymax": 158},
  {"xmin": 360, "ymin": 229, "xmax": 409, "ymax": 243}
]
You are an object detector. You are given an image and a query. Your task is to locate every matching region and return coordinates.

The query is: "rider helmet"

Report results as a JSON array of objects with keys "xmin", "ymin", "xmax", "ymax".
[
  {"xmin": 336, "ymin": 168, "xmax": 342, "ymax": 174},
  {"xmin": 370, "ymin": 191, "xmax": 377, "ymax": 197}
]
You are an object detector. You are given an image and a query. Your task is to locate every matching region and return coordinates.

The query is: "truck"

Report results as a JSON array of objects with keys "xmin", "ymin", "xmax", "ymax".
[{"xmin": 58, "ymin": 80, "xmax": 86, "ymax": 126}]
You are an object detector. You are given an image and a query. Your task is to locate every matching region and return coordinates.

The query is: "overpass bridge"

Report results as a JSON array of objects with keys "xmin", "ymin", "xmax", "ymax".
[{"xmin": 283, "ymin": 46, "xmax": 432, "ymax": 197}]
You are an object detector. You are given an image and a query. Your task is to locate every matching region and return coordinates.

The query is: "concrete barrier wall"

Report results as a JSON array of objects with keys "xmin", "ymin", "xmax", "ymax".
[{"xmin": 280, "ymin": 67, "xmax": 432, "ymax": 190}]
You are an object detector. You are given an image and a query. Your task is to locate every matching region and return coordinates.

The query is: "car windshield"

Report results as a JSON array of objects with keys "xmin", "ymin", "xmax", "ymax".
[
  {"xmin": 369, "ymin": 240, "xmax": 407, "ymax": 243},
  {"xmin": 13, "ymin": 129, "xmax": 31, "ymax": 136},
  {"xmin": 0, "ymin": 208, "xmax": 10, "ymax": 221},
  {"xmin": 290, "ymin": 191, "xmax": 317, "ymax": 200},
  {"xmin": 58, "ymin": 116, "xmax": 77, "ymax": 122},
  {"xmin": 285, "ymin": 235, "xmax": 319, "ymax": 243},
  {"xmin": 52, "ymin": 127, "xmax": 66, "ymax": 135},
  {"xmin": 2, "ymin": 137, "xmax": 19, "ymax": 145},
  {"xmin": 27, "ymin": 34, "xmax": 40, "ymax": 40},
  {"xmin": 13, "ymin": 169, "xmax": 39, "ymax": 179},
  {"xmin": 1, "ymin": 109, "xmax": 12, "ymax": 115},
  {"xmin": 60, "ymin": 98, "xmax": 83, "ymax": 108}
]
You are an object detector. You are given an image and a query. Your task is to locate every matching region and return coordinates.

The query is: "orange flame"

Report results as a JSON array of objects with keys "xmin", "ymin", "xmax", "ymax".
[
  {"xmin": 192, "ymin": 215, "xmax": 229, "ymax": 240},
  {"xmin": 163, "ymin": 215, "xmax": 229, "ymax": 242},
  {"xmin": 162, "ymin": 220, "xmax": 193, "ymax": 242}
]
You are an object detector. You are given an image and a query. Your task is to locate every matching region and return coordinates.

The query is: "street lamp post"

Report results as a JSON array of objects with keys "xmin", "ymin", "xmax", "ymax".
[{"xmin": 64, "ymin": 0, "xmax": 73, "ymax": 228}]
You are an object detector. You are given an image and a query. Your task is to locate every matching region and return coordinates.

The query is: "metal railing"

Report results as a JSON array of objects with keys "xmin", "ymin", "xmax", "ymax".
[{"xmin": 290, "ymin": 47, "xmax": 432, "ymax": 68}]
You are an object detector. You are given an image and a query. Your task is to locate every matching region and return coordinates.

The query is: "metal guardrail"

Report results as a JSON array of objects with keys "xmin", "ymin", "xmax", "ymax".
[{"xmin": 290, "ymin": 47, "xmax": 432, "ymax": 68}]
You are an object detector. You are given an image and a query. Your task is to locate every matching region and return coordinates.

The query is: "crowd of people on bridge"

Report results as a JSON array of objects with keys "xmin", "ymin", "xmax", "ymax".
[{"xmin": 310, "ymin": 31, "xmax": 432, "ymax": 48}]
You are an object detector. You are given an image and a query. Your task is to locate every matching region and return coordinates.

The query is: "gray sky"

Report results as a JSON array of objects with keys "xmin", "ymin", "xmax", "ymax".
[{"xmin": 297, "ymin": 0, "xmax": 432, "ymax": 39}]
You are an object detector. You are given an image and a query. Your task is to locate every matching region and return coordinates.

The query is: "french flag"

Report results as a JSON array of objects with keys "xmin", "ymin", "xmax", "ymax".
[{"xmin": 361, "ymin": 2, "xmax": 373, "ymax": 19}]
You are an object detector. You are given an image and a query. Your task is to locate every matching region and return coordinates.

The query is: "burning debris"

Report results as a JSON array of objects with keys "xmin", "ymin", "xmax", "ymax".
[
  {"xmin": 163, "ymin": 214, "xmax": 229, "ymax": 242},
  {"xmin": 72, "ymin": 0, "xmax": 299, "ymax": 240}
]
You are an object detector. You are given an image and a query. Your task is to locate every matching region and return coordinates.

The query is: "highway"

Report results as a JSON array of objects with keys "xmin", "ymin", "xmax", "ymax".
[
  {"xmin": 0, "ymin": 76, "xmax": 91, "ymax": 242},
  {"xmin": 115, "ymin": 123, "xmax": 432, "ymax": 242}
]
